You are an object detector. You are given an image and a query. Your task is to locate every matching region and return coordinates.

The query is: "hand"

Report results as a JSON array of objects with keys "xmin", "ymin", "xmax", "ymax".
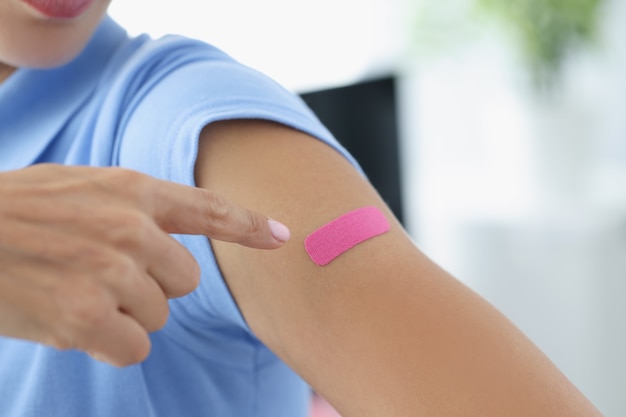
[{"xmin": 0, "ymin": 164, "xmax": 290, "ymax": 366}]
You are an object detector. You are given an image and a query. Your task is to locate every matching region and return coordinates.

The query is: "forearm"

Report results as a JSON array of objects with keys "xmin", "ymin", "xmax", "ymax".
[
  {"xmin": 292, "ymin": 257, "xmax": 597, "ymax": 416},
  {"xmin": 217, "ymin": 223, "xmax": 599, "ymax": 416}
]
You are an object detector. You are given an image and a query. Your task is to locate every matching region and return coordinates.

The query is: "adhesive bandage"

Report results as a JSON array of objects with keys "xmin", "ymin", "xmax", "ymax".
[{"xmin": 304, "ymin": 206, "xmax": 390, "ymax": 266}]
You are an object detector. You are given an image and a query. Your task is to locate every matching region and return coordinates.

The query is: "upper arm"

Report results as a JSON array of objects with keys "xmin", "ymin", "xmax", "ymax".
[{"xmin": 194, "ymin": 119, "xmax": 600, "ymax": 417}]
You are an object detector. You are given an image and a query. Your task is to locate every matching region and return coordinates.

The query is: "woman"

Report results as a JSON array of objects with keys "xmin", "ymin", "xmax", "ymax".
[{"xmin": 0, "ymin": 0, "xmax": 602, "ymax": 415}]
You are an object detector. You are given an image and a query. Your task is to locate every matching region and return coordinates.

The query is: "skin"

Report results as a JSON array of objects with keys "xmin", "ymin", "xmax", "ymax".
[
  {"xmin": 0, "ymin": 0, "xmax": 604, "ymax": 414},
  {"xmin": 0, "ymin": 0, "xmax": 289, "ymax": 366},
  {"xmin": 0, "ymin": 0, "xmax": 112, "ymax": 69},
  {"xmin": 196, "ymin": 119, "xmax": 603, "ymax": 416},
  {"xmin": 0, "ymin": 63, "xmax": 12, "ymax": 83},
  {"xmin": 0, "ymin": 164, "xmax": 289, "ymax": 366}
]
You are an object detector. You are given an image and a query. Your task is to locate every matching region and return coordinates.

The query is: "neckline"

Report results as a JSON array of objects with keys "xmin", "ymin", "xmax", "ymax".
[{"xmin": 0, "ymin": 16, "xmax": 129, "ymax": 169}]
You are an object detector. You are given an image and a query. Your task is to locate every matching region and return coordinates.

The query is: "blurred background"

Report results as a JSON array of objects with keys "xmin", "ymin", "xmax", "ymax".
[{"xmin": 110, "ymin": 0, "xmax": 626, "ymax": 415}]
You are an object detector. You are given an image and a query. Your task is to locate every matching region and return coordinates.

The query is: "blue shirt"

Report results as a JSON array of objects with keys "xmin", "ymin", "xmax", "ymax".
[{"xmin": 0, "ymin": 16, "xmax": 359, "ymax": 417}]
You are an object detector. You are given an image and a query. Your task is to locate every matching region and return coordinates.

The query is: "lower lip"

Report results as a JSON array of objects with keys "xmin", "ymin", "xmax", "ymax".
[{"xmin": 22, "ymin": 0, "xmax": 94, "ymax": 19}]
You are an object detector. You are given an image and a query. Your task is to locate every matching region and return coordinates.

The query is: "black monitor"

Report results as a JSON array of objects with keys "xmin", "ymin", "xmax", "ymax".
[{"xmin": 300, "ymin": 75, "xmax": 404, "ymax": 224}]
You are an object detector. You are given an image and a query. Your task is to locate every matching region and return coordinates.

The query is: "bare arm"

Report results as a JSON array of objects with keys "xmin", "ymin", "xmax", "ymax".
[{"xmin": 195, "ymin": 119, "xmax": 601, "ymax": 416}]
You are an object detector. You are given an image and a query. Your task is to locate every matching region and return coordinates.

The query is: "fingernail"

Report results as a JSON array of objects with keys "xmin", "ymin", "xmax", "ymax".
[
  {"xmin": 90, "ymin": 352, "xmax": 115, "ymax": 366},
  {"xmin": 268, "ymin": 219, "xmax": 291, "ymax": 243}
]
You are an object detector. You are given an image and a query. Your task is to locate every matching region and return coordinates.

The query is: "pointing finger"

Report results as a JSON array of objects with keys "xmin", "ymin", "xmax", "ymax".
[{"xmin": 149, "ymin": 180, "xmax": 290, "ymax": 249}]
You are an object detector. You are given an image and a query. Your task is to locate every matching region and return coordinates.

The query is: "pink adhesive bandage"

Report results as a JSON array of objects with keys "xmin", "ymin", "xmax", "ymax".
[{"xmin": 304, "ymin": 206, "xmax": 390, "ymax": 266}]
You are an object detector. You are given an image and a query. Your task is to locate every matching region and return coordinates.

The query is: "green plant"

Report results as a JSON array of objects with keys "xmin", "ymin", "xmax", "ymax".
[
  {"xmin": 412, "ymin": 0, "xmax": 605, "ymax": 86},
  {"xmin": 476, "ymin": 0, "xmax": 603, "ymax": 83}
]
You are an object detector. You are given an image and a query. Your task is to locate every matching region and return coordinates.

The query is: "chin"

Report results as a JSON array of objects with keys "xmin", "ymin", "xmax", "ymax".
[
  {"xmin": 25, "ymin": 44, "xmax": 89, "ymax": 69},
  {"xmin": 0, "ymin": 20, "xmax": 98, "ymax": 69},
  {"xmin": 0, "ymin": 0, "xmax": 111, "ymax": 69},
  {"xmin": 1, "ymin": 42, "xmax": 85, "ymax": 69}
]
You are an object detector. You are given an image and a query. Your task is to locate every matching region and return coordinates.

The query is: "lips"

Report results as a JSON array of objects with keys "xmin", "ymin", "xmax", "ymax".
[{"xmin": 21, "ymin": 0, "xmax": 94, "ymax": 19}]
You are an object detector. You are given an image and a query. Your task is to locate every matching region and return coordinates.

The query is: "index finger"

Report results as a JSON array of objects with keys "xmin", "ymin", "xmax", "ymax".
[{"xmin": 146, "ymin": 179, "xmax": 290, "ymax": 249}]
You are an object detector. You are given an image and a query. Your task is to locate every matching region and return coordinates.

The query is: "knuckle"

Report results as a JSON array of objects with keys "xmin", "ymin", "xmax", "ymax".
[
  {"xmin": 244, "ymin": 211, "xmax": 264, "ymax": 235},
  {"xmin": 107, "ymin": 211, "xmax": 153, "ymax": 250},
  {"xmin": 50, "ymin": 279, "xmax": 113, "ymax": 344},
  {"xmin": 62, "ymin": 239, "xmax": 103, "ymax": 265},
  {"xmin": 197, "ymin": 191, "xmax": 234, "ymax": 235},
  {"xmin": 118, "ymin": 209, "xmax": 150, "ymax": 231},
  {"xmin": 197, "ymin": 190, "xmax": 266, "ymax": 242},
  {"xmin": 107, "ymin": 167, "xmax": 143, "ymax": 185},
  {"xmin": 65, "ymin": 283, "xmax": 111, "ymax": 326},
  {"xmin": 32, "ymin": 162, "xmax": 66, "ymax": 175},
  {"xmin": 30, "ymin": 162, "xmax": 56, "ymax": 174},
  {"xmin": 105, "ymin": 254, "xmax": 138, "ymax": 281},
  {"xmin": 201, "ymin": 191, "xmax": 230, "ymax": 222},
  {"xmin": 81, "ymin": 244, "xmax": 138, "ymax": 280},
  {"xmin": 103, "ymin": 168, "xmax": 148, "ymax": 201}
]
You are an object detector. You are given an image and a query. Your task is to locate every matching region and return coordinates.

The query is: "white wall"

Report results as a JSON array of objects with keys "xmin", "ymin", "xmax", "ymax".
[
  {"xmin": 108, "ymin": 0, "xmax": 404, "ymax": 93},
  {"xmin": 402, "ymin": 0, "xmax": 626, "ymax": 414}
]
